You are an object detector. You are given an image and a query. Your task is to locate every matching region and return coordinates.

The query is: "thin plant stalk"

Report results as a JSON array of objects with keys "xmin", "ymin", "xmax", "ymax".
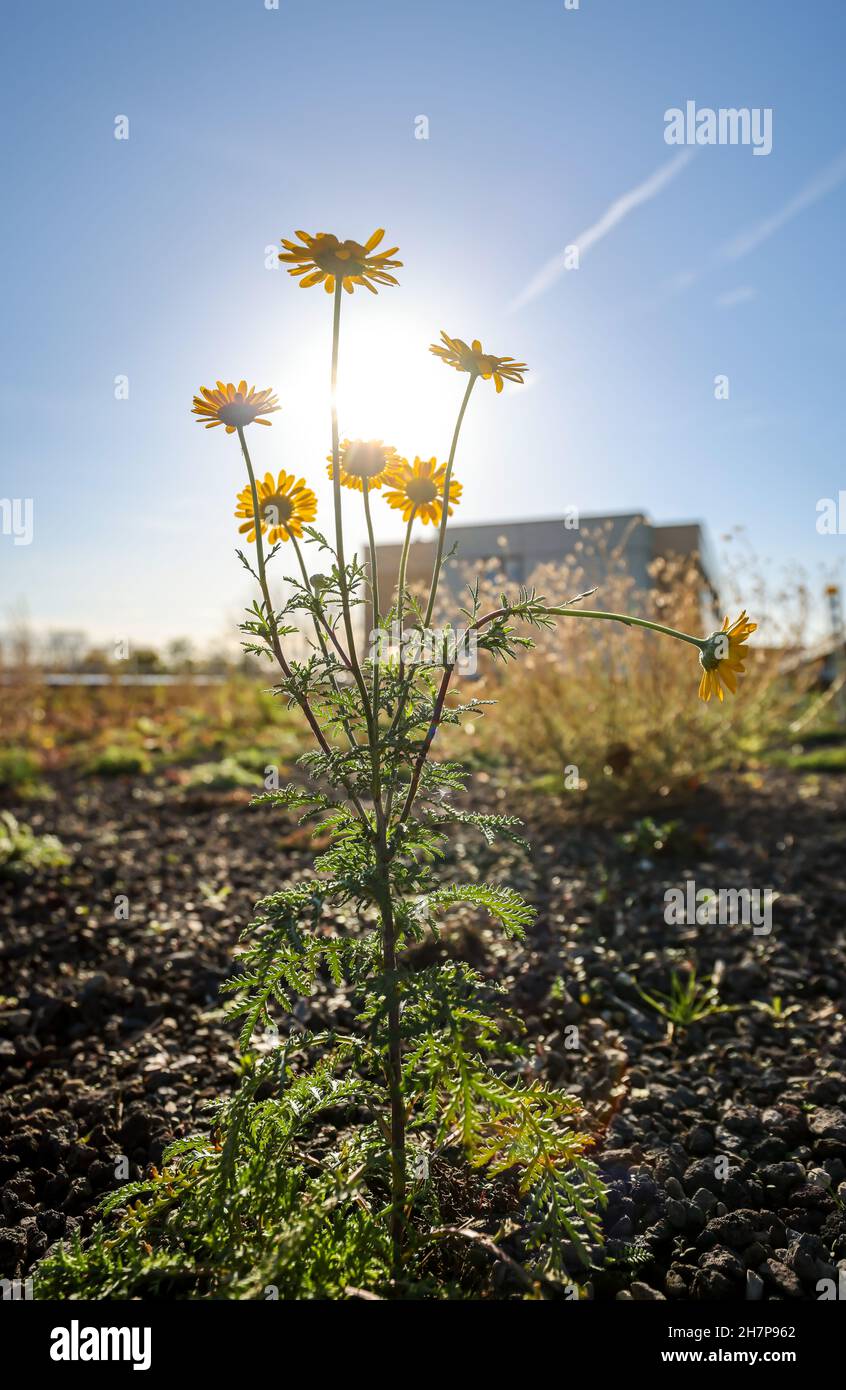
[
  {"xmin": 386, "ymin": 376, "xmax": 478, "ymax": 760},
  {"xmin": 396, "ymin": 510, "xmax": 416, "ymax": 677},
  {"xmin": 374, "ymin": 854, "xmax": 405, "ymax": 1280},
  {"xmin": 288, "ymin": 532, "xmax": 354, "ymax": 670},
  {"xmin": 423, "ymin": 372, "xmax": 476, "ymax": 627},
  {"xmin": 363, "ymin": 480, "xmax": 381, "ymax": 632},
  {"xmin": 329, "ymin": 282, "xmax": 369, "ymax": 699},
  {"xmin": 290, "ymin": 533, "xmax": 359, "ymax": 749},
  {"xmin": 362, "ymin": 480, "xmax": 381, "ymax": 712},
  {"xmin": 543, "ymin": 607, "xmax": 705, "ymax": 649},
  {"xmin": 383, "ymin": 511, "xmax": 416, "ymax": 825},
  {"xmin": 327, "ymin": 282, "xmax": 384, "ymax": 827}
]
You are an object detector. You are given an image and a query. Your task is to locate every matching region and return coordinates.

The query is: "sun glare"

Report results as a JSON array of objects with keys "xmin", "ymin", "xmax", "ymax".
[
  {"xmin": 333, "ymin": 316, "xmax": 458, "ymax": 456},
  {"xmin": 277, "ymin": 312, "xmax": 478, "ymax": 546}
]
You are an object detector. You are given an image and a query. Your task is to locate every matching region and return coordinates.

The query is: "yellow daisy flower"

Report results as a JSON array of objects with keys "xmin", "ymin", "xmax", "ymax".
[
  {"xmin": 192, "ymin": 381, "xmax": 280, "ymax": 433},
  {"xmin": 382, "ymin": 457, "xmax": 462, "ymax": 526},
  {"xmin": 278, "ymin": 229, "xmax": 402, "ymax": 295},
  {"xmin": 698, "ymin": 611, "xmax": 757, "ymax": 703},
  {"xmin": 429, "ymin": 332, "xmax": 528, "ymax": 392},
  {"xmin": 235, "ymin": 471, "xmax": 317, "ymax": 545},
  {"xmin": 326, "ymin": 439, "xmax": 401, "ymax": 491}
]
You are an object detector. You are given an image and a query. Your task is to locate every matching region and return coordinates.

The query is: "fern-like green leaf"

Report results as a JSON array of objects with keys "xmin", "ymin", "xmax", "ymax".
[{"xmin": 423, "ymin": 882, "xmax": 534, "ymax": 939}]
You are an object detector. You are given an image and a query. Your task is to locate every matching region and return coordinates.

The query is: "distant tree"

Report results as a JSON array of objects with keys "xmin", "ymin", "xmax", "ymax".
[
  {"xmin": 132, "ymin": 647, "xmax": 162, "ymax": 674},
  {"xmin": 165, "ymin": 638, "xmax": 195, "ymax": 673}
]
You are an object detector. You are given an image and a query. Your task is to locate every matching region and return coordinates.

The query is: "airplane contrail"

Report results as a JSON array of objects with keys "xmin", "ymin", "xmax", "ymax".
[
  {"xmin": 718, "ymin": 147, "xmax": 846, "ymax": 261},
  {"xmin": 510, "ymin": 150, "xmax": 694, "ymax": 310}
]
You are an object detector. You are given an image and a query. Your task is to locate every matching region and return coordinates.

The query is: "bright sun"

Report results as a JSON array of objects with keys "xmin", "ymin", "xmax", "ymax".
[
  {"xmin": 276, "ymin": 309, "xmax": 473, "ymax": 547},
  {"xmin": 333, "ymin": 315, "xmax": 459, "ymax": 458}
]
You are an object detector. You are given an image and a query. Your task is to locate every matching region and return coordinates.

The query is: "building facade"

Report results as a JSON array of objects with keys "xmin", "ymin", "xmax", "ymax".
[{"xmin": 362, "ymin": 511, "xmax": 717, "ymax": 638}]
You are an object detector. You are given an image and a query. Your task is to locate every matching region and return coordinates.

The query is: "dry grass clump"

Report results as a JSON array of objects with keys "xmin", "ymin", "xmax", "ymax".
[{"xmin": 440, "ymin": 526, "xmax": 814, "ymax": 811}]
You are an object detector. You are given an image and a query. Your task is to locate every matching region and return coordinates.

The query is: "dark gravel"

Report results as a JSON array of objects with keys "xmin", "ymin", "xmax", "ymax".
[{"xmin": 1, "ymin": 766, "xmax": 845, "ymax": 1299}]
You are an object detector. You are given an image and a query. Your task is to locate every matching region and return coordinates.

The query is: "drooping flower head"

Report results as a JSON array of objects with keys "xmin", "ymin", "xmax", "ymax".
[
  {"xmin": 326, "ymin": 439, "xmax": 401, "ymax": 491},
  {"xmin": 430, "ymin": 332, "xmax": 528, "ymax": 392},
  {"xmin": 698, "ymin": 611, "xmax": 756, "ymax": 703},
  {"xmin": 235, "ymin": 471, "xmax": 317, "ymax": 545},
  {"xmin": 382, "ymin": 456, "xmax": 462, "ymax": 527},
  {"xmin": 192, "ymin": 381, "xmax": 280, "ymax": 433},
  {"xmin": 279, "ymin": 229, "xmax": 402, "ymax": 295}
]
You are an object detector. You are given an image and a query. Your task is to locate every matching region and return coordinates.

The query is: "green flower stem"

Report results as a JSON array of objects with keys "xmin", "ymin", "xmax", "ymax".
[
  {"xmin": 290, "ymin": 534, "xmax": 359, "ymax": 750},
  {"xmin": 423, "ymin": 372, "xmax": 477, "ymax": 627},
  {"xmin": 396, "ymin": 510, "xmax": 416, "ymax": 670},
  {"xmin": 382, "ymin": 511, "xmax": 417, "ymax": 824},
  {"xmin": 327, "ymin": 281, "xmax": 384, "ymax": 832},
  {"xmin": 373, "ymin": 860, "xmax": 405, "ymax": 1283},
  {"xmin": 330, "ymin": 280, "xmax": 346, "ymax": 583},
  {"xmin": 237, "ymin": 428, "xmax": 274, "ymax": 618},
  {"xmin": 236, "ymin": 425, "xmax": 368, "ymax": 823},
  {"xmin": 330, "ymin": 282, "xmax": 369, "ymax": 693},
  {"xmin": 238, "ymin": 428, "xmax": 330, "ymax": 740},
  {"xmin": 396, "ymin": 661, "xmax": 452, "ymax": 827},
  {"xmin": 386, "ymin": 375, "xmax": 477, "ymax": 762},
  {"xmin": 543, "ymin": 607, "xmax": 706, "ymax": 649},
  {"xmin": 289, "ymin": 534, "xmax": 352, "ymax": 671},
  {"xmin": 362, "ymin": 480, "xmax": 381, "ymax": 712},
  {"xmin": 363, "ymin": 481, "xmax": 380, "ymax": 629},
  {"xmin": 329, "ymin": 283, "xmax": 379, "ymax": 730}
]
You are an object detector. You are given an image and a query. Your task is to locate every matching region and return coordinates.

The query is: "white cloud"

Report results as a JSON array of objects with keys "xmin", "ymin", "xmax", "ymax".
[{"xmin": 716, "ymin": 286, "xmax": 757, "ymax": 308}]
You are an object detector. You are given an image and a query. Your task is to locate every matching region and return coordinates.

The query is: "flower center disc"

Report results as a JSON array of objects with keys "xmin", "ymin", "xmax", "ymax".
[
  {"xmin": 406, "ymin": 478, "xmax": 439, "ymax": 505},
  {"xmin": 314, "ymin": 238, "xmax": 367, "ymax": 278},
  {"xmin": 263, "ymin": 494, "xmax": 294, "ymax": 527},
  {"xmin": 218, "ymin": 393, "xmax": 258, "ymax": 427},
  {"xmin": 346, "ymin": 443, "xmax": 387, "ymax": 478}
]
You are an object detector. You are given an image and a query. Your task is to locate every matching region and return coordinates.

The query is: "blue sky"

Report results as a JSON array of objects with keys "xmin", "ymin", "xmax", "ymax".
[{"xmin": 2, "ymin": 0, "xmax": 845, "ymax": 647}]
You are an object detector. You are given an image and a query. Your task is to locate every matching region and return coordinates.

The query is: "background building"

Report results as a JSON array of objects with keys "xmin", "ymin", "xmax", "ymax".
[{"xmin": 362, "ymin": 511, "xmax": 718, "ymax": 638}]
